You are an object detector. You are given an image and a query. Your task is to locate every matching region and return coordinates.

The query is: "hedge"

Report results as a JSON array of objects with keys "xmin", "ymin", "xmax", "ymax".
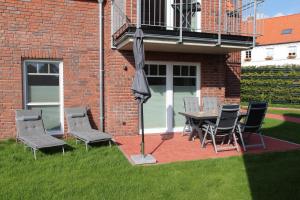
[{"xmin": 241, "ymin": 65, "xmax": 300, "ymax": 104}]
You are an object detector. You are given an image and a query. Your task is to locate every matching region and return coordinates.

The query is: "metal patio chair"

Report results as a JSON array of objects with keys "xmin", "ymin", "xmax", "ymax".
[
  {"xmin": 15, "ymin": 109, "xmax": 66, "ymax": 160},
  {"xmin": 65, "ymin": 107, "xmax": 112, "ymax": 151},
  {"xmin": 201, "ymin": 104, "xmax": 242, "ymax": 153},
  {"xmin": 236, "ymin": 102, "xmax": 268, "ymax": 151},
  {"xmin": 202, "ymin": 96, "xmax": 219, "ymax": 113},
  {"xmin": 182, "ymin": 97, "xmax": 200, "ymax": 136}
]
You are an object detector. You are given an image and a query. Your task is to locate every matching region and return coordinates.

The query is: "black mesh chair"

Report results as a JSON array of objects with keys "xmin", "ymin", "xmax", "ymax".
[
  {"xmin": 201, "ymin": 104, "xmax": 241, "ymax": 153},
  {"xmin": 236, "ymin": 102, "xmax": 268, "ymax": 151},
  {"xmin": 182, "ymin": 97, "xmax": 200, "ymax": 137}
]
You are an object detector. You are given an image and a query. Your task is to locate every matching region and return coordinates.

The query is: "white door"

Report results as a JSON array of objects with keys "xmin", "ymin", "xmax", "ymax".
[{"xmin": 143, "ymin": 62, "xmax": 200, "ymax": 134}]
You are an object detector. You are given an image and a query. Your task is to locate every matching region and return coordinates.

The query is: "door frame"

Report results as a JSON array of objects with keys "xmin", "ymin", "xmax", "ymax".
[{"xmin": 143, "ymin": 61, "xmax": 201, "ymax": 134}]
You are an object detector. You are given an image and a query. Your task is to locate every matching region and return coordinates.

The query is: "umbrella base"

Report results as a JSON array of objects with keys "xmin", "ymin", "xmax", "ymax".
[{"xmin": 130, "ymin": 154, "xmax": 157, "ymax": 165}]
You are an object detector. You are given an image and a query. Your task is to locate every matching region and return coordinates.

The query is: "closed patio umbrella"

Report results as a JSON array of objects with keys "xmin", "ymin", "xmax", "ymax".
[{"xmin": 130, "ymin": 28, "xmax": 156, "ymax": 164}]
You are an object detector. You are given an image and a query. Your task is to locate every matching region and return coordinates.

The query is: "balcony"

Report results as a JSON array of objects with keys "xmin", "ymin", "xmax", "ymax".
[{"xmin": 112, "ymin": 0, "xmax": 264, "ymax": 54}]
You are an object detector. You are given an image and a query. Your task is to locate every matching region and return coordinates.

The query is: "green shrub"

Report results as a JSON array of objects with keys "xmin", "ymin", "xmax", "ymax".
[{"xmin": 241, "ymin": 65, "xmax": 300, "ymax": 104}]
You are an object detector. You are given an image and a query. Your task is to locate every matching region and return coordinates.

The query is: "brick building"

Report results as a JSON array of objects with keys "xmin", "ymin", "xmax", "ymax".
[{"xmin": 0, "ymin": 0, "xmax": 260, "ymax": 138}]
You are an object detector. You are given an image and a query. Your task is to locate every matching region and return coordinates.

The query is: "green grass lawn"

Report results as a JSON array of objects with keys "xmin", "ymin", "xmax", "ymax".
[
  {"xmin": 241, "ymin": 102, "xmax": 300, "ymax": 118},
  {"xmin": 1, "ymin": 119, "xmax": 300, "ymax": 200},
  {"xmin": 241, "ymin": 102, "xmax": 300, "ymax": 109},
  {"xmin": 267, "ymin": 109, "xmax": 300, "ymax": 118},
  {"xmin": 263, "ymin": 118, "xmax": 300, "ymax": 144}
]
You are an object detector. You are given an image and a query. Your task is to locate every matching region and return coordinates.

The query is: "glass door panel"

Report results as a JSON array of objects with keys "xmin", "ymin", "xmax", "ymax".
[
  {"xmin": 173, "ymin": 65, "xmax": 197, "ymax": 128},
  {"xmin": 144, "ymin": 64, "xmax": 167, "ymax": 130}
]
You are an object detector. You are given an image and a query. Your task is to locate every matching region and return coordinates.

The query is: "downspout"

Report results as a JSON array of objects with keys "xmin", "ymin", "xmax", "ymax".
[
  {"xmin": 253, "ymin": 0, "xmax": 257, "ymax": 48},
  {"xmin": 98, "ymin": 0, "xmax": 104, "ymax": 132}
]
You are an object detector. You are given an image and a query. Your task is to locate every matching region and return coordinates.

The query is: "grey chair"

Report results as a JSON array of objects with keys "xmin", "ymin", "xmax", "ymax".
[
  {"xmin": 65, "ymin": 107, "xmax": 112, "ymax": 151},
  {"xmin": 183, "ymin": 97, "xmax": 200, "ymax": 136},
  {"xmin": 202, "ymin": 96, "xmax": 219, "ymax": 112},
  {"xmin": 236, "ymin": 102, "xmax": 268, "ymax": 151},
  {"xmin": 201, "ymin": 104, "xmax": 242, "ymax": 153},
  {"xmin": 15, "ymin": 109, "xmax": 66, "ymax": 160}
]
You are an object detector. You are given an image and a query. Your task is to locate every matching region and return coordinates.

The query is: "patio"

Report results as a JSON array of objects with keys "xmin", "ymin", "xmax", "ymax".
[{"xmin": 116, "ymin": 133, "xmax": 300, "ymax": 164}]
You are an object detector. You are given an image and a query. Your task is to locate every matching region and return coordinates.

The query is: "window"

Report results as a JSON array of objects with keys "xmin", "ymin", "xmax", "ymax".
[
  {"xmin": 23, "ymin": 60, "xmax": 63, "ymax": 134},
  {"xmin": 245, "ymin": 50, "xmax": 252, "ymax": 61},
  {"xmin": 281, "ymin": 29, "xmax": 293, "ymax": 35},
  {"xmin": 266, "ymin": 48, "xmax": 274, "ymax": 59},
  {"xmin": 288, "ymin": 46, "xmax": 297, "ymax": 58}
]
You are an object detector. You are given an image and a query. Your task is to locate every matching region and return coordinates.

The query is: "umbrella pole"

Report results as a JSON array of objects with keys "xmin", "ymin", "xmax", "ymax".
[{"xmin": 140, "ymin": 102, "xmax": 145, "ymax": 157}]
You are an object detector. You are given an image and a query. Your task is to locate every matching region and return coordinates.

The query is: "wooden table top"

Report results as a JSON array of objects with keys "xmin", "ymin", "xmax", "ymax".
[{"xmin": 179, "ymin": 111, "xmax": 247, "ymax": 120}]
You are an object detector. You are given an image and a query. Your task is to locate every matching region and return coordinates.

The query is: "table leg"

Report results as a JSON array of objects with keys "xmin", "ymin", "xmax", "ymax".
[{"xmin": 188, "ymin": 119, "xmax": 204, "ymax": 142}]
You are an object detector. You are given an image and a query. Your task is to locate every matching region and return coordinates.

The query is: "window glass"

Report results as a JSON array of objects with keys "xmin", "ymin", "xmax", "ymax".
[
  {"xmin": 173, "ymin": 65, "xmax": 181, "ymax": 76},
  {"xmin": 27, "ymin": 63, "xmax": 37, "ymax": 73},
  {"xmin": 150, "ymin": 65, "xmax": 158, "ymax": 75},
  {"xmin": 288, "ymin": 46, "xmax": 297, "ymax": 56},
  {"xmin": 190, "ymin": 66, "xmax": 196, "ymax": 76},
  {"xmin": 24, "ymin": 61, "xmax": 61, "ymax": 133},
  {"xmin": 145, "ymin": 66, "xmax": 166, "ymax": 129},
  {"xmin": 181, "ymin": 66, "xmax": 189, "ymax": 76},
  {"xmin": 173, "ymin": 65, "xmax": 197, "ymax": 128},
  {"xmin": 144, "ymin": 65, "xmax": 149, "ymax": 75},
  {"xmin": 246, "ymin": 50, "xmax": 252, "ymax": 59},
  {"xmin": 38, "ymin": 63, "xmax": 49, "ymax": 73},
  {"xmin": 50, "ymin": 63, "xmax": 59, "ymax": 74},
  {"xmin": 281, "ymin": 29, "xmax": 293, "ymax": 35},
  {"xmin": 158, "ymin": 65, "xmax": 166, "ymax": 76},
  {"xmin": 266, "ymin": 48, "xmax": 274, "ymax": 57},
  {"xmin": 28, "ymin": 75, "xmax": 59, "ymax": 102}
]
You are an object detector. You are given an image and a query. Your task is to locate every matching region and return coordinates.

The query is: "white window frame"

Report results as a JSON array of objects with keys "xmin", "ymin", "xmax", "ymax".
[
  {"xmin": 143, "ymin": 61, "xmax": 201, "ymax": 134},
  {"xmin": 245, "ymin": 50, "xmax": 251, "ymax": 59},
  {"xmin": 266, "ymin": 47, "xmax": 274, "ymax": 58},
  {"xmin": 23, "ymin": 60, "xmax": 64, "ymax": 135},
  {"xmin": 288, "ymin": 46, "xmax": 297, "ymax": 56}
]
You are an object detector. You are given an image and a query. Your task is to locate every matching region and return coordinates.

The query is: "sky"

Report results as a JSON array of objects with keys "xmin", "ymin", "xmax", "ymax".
[{"xmin": 259, "ymin": 0, "xmax": 300, "ymax": 18}]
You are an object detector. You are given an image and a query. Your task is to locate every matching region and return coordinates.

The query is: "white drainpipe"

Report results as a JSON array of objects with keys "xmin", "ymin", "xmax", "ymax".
[{"xmin": 98, "ymin": 0, "xmax": 104, "ymax": 132}]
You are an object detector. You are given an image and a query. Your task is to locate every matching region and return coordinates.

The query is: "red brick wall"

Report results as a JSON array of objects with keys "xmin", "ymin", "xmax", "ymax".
[
  {"xmin": 0, "ymin": 0, "xmax": 100, "ymax": 138},
  {"xmin": 0, "ymin": 0, "xmax": 241, "ymax": 139},
  {"xmin": 104, "ymin": 0, "xmax": 241, "ymax": 136}
]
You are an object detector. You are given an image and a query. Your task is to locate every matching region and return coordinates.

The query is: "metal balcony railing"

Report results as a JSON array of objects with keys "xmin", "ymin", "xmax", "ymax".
[{"xmin": 112, "ymin": 0, "xmax": 264, "ymax": 45}]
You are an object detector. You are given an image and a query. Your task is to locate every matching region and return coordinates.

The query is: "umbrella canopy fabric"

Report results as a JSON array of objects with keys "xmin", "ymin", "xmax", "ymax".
[{"xmin": 131, "ymin": 28, "xmax": 151, "ymax": 103}]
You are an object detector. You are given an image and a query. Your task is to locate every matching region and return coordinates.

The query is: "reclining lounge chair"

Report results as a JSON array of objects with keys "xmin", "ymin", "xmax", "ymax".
[
  {"xmin": 15, "ymin": 109, "xmax": 66, "ymax": 160},
  {"xmin": 65, "ymin": 107, "xmax": 112, "ymax": 150}
]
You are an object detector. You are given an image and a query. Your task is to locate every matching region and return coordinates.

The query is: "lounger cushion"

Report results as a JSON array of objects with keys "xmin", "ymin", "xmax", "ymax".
[
  {"xmin": 19, "ymin": 134, "xmax": 66, "ymax": 149},
  {"xmin": 70, "ymin": 129, "xmax": 112, "ymax": 143}
]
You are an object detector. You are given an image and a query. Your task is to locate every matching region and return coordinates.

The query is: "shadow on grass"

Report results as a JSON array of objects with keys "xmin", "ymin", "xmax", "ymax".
[
  {"xmin": 243, "ymin": 115, "xmax": 300, "ymax": 200},
  {"xmin": 39, "ymin": 144, "xmax": 75, "ymax": 155}
]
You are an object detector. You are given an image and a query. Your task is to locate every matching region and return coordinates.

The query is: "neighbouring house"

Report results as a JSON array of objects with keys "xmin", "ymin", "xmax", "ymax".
[
  {"xmin": 0, "ymin": 0, "xmax": 262, "ymax": 139},
  {"xmin": 242, "ymin": 13, "xmax": 300, "ymax": 67}
]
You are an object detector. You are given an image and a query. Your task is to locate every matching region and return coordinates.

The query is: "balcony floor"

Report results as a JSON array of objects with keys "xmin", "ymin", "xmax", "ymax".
[
  {"xmin": 115, "ymin": 133, "xmax": 300, "ymax": 165},
  {"xmin": 113, "ymin": 25, "xmax": 254, "ymax": 54}
]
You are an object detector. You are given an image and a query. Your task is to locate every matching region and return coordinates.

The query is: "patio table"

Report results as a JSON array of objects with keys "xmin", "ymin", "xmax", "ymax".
[{"xmin": 179, "ymin": 111, "xmax": 247, "ymax": 142}]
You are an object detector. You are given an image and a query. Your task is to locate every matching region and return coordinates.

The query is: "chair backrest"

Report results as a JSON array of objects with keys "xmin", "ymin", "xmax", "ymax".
[
  {"xmin": 244, "ymin": 102, "xmax": 268, "ymax": 133},
  {"xmin": 183, "ymin": 97, "xmax": 200, "ymax": 112},
  {"xmin": 215, "ymin": 104, "xmax": 240, "ymax": 132},
  {"xmin": 15, "ymin": 109, "xmax": 46, "ymax": 138},
  {"xmin": 65, "ymin": 107, "xmax": 92, "ymax": 132},
  {"xmin": 203, "ymin": 96, "xmax": 219, "ymax": 112}
]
